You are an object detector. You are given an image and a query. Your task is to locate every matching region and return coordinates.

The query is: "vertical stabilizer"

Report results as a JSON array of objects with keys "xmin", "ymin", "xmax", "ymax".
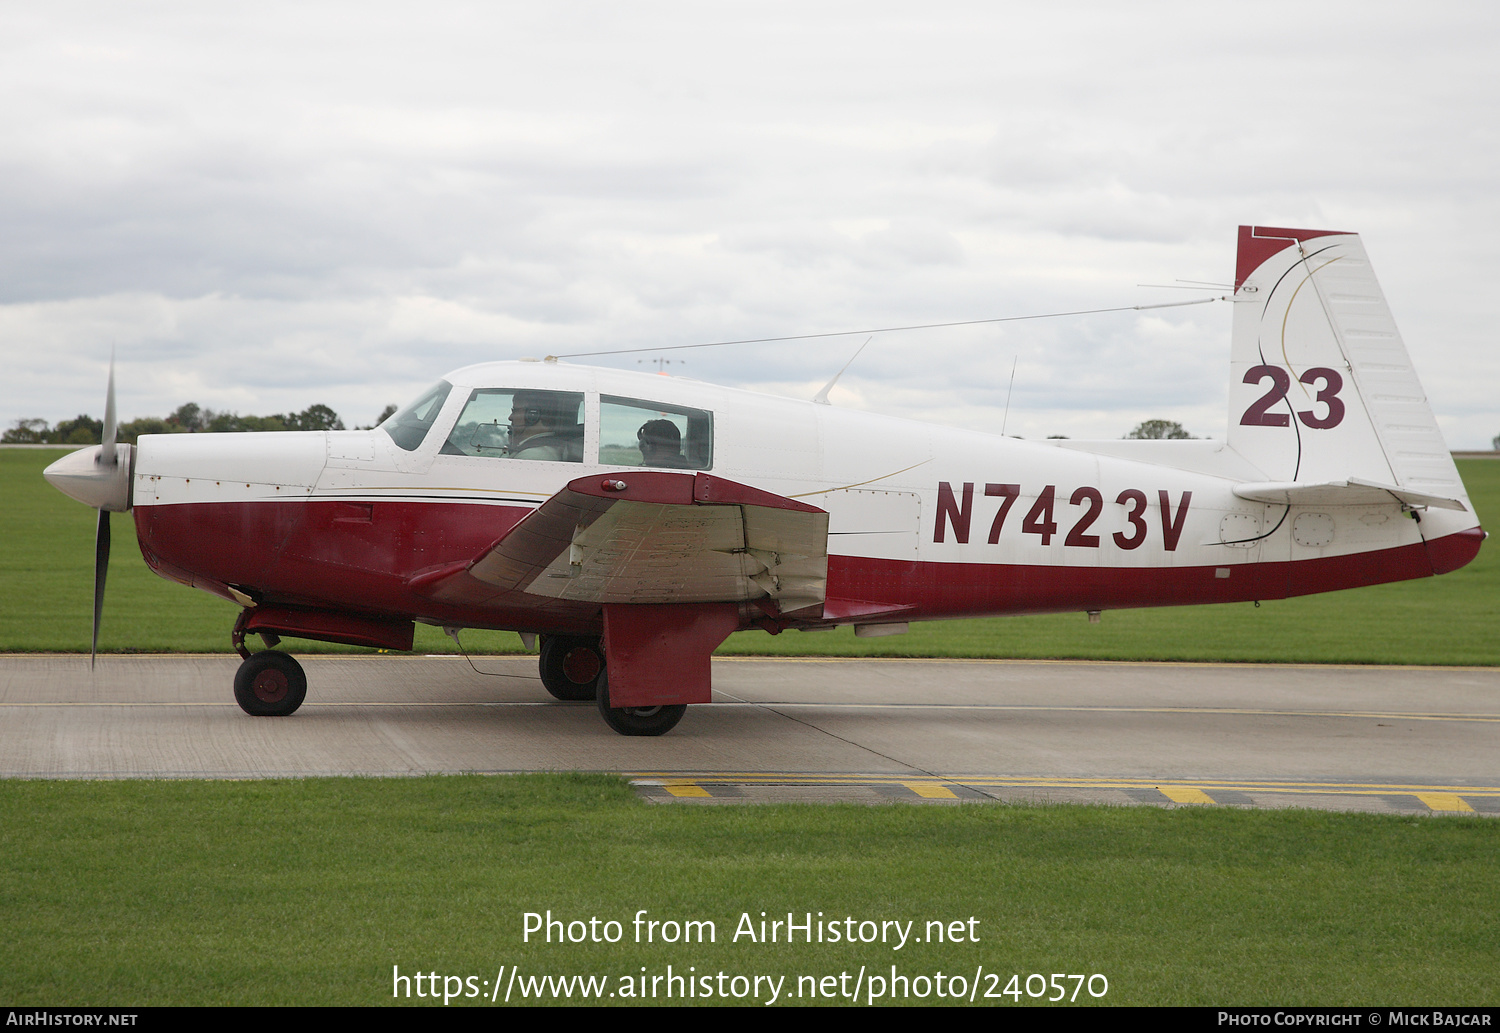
[{"xmin": 1226, "ymin": 226, "xmax": 1467, "ymax": 510}]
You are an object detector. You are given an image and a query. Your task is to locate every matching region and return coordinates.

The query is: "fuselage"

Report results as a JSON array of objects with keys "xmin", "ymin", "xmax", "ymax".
[{"xmin": 129, "ymin": 360, "xmax": 1484, "ymax": 640}]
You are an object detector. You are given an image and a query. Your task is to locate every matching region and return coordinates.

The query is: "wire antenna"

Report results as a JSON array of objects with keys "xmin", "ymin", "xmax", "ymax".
[{"xmin": 546, "ymin": 297, "xmax": 1218, "ymax": 361}]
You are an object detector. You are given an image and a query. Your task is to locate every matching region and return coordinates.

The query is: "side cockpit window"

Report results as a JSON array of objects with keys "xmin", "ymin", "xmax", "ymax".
[
  {"xmin": 440, "ymin": 389, "xmax": 584, "ymax": 462},
  {"xmin": 599, "ymin": 396, "xmax": 713, "ymax": 470},
  {"xmin": 380, "ymin": 380, "xmax": 453, "ymax": 452}
]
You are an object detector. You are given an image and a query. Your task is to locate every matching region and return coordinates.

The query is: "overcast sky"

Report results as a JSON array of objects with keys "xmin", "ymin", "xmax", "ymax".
[{"xmin": 2, "ymin": 2, "xmax": 1496, "ymax": 446}]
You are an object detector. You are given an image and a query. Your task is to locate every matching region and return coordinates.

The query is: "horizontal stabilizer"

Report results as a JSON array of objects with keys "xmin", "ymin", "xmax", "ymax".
[
  {"xmin": 463, "ymin": 471, "xmax": 830, "ymax": 611},
  {"xmin": 1233, "ymin": 479, "xmax": 1467, "ymax": 511}
]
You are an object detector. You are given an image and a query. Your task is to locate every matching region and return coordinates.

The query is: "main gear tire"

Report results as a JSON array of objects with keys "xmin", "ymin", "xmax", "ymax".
[
  {"xmin": 538, "ymin": 636, "xmax": 604, "ymax": 701},
  {"xmin": 233, "ymin": 650, "xmax": 307, "ymax": 717},
  {"xmin": 595, "ymin": 669, "xmax": 686, "ymax": 736}
]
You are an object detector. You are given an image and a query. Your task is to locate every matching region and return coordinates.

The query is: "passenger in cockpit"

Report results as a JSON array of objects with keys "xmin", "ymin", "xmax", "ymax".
[{"xmin": 637, "ymin": 419, "xmax": 689, "ymax": 468}]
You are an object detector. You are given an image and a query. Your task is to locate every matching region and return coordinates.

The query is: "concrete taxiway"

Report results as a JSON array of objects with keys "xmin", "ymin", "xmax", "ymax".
[{"xmin": 1, "ymin": 653, "xmax": 1496, "ymax": 813}]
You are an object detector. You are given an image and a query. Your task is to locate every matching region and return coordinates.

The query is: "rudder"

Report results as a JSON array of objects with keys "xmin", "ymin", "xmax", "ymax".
[{"xmin": 1225, "ymin": 225, "xmax": 1469, "ymax": 510}]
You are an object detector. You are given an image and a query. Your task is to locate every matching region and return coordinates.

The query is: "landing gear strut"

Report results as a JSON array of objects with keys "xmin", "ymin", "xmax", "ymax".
[
  {"xmin": 233, "ymin": 650, "xmax": 307, "ymax": 716},
  {"xmin": 537, "ymin": 635, "xmax": 606, "ymax": 701}
]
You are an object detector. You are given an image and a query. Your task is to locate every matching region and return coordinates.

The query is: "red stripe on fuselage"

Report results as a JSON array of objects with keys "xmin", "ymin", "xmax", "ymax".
[
  {"xmin": 825, "ymin": 540, "xmax": 1441, "ymax": 621},
  {"xmin": 134, "ymin": 498, "xmax": 1475, "ymax": 636},
  {"xmin": 136, "ymin": 497, "xmax": 607, "ymax": 636},
  {"xmin": 1426, "ymin": 526, "xmax": 1486, "ymax": 575}
]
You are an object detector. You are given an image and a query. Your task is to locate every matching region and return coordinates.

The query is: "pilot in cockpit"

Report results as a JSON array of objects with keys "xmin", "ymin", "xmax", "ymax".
[
  {"xmin": 637, "ymin": 419, "xmax": 689, "ymax": 468},
  {"xmin": 508, "ymin": 393, "xmax": 575, "ymax": 461}
]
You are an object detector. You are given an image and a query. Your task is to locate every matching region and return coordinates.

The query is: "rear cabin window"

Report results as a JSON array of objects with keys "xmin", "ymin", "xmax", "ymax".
[
  {"xmin": 599, "ymin": 396, "xmax": 712, "ymax": 470},
  {"xmin": 440, "ymin": 389, "xmax": 584, "ymax": 462}
]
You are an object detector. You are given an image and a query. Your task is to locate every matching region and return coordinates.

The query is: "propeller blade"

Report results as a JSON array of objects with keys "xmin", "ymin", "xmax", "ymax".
[
  {"xmin": 92, "ymin": 509, "xmax": 110, "ymax": 669},
  {"xmin": 100, "ymin": 349, "xmax": 118, "ymax": 466}
]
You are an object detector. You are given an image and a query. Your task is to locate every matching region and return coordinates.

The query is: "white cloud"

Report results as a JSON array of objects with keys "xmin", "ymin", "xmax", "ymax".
[{"xmin": 1, "ymin": 2, "xmax": 1496, "ymax": 446}]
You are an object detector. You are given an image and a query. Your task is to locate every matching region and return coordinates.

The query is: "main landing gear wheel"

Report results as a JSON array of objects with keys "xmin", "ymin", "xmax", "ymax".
[
  {"xmin": 233, "ymin": 650, "xmax": 307, "ymax": 716},
  {"xmin": 538, "ymin": 635, "xmax": 604, "ymax": 701},
  {"xmin": 595, "ymin": 669, "xmax": 686, "ymax": 736}
]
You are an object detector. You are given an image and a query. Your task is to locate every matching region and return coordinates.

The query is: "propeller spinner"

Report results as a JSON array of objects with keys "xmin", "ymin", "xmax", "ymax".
[{"xmin": 42, "ymin": 355, "xmax": 133, "ymax": 667}]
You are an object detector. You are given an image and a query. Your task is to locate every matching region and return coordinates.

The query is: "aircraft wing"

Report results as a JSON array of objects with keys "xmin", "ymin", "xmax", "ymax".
[
  {"xmin": 1233, "ymin": 479, "xmax": 1468, "ymax": 512},
  {"xmin": 416, "ymin": 471, "xmax": 829, "ymax": 613}
]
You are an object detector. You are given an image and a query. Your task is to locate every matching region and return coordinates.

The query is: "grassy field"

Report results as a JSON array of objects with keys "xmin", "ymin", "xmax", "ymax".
[
  {"xmin": 5, "ymin": 454, "xmax": 1497, "ymax": 1009},
  {"xmin": 2, "ymin": 448, "xmax": 1495, "ymax": 662},
  {"xmin": 1, "ymin": 774, "xmax": 1496, "ymax": 1007}
]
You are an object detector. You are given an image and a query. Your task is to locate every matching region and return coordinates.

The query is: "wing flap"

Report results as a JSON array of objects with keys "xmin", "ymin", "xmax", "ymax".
[{"xmin": 462, "ymin": 472, "xmax": 829, "ymax": 610}]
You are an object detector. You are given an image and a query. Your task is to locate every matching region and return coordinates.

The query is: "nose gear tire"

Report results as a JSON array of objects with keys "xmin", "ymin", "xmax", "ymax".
[{"xmin": 233, "ymin": 650, "xmax": 308, "ymax": 716}]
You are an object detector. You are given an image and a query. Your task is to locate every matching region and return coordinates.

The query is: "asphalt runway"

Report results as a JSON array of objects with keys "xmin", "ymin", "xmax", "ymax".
[{"xmin": 2, "ymin": 653, "xmax": 1497, "ymax": 814}]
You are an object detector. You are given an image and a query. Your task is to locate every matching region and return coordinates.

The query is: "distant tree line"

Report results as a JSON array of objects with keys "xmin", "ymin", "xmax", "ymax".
[
  {"xmin": 9, "ymin": 407, "xmax": 1209, "ymax": 446},
  {"xmin": 1, "ymin": 402, "xmax": 374, "ymax": 446},
  {"xmin": 1126, "ymin": 420, "xmax": 1195, "ymax": 440},
  {"xmin": 3, "ymin": 415, "xmax": 104, "ymax": 445}
]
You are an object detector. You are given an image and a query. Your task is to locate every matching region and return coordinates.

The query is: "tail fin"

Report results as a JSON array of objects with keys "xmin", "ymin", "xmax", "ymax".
[{"xmin": 1226, "ymin": 225, "xmax": 1469, "ymax": 512}]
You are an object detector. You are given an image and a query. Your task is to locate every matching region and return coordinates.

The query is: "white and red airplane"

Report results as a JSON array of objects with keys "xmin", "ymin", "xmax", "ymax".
[{"xmin": 44, "ymin": 226, "xmax": 1486, "ymax": 734}]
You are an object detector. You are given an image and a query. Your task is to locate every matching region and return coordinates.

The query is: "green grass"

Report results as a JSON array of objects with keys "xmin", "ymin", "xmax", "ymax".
[
  {"xmin": 1, "ymin": 775, "xmax": 1496, "ymax": 1006},
  {"xmin": 3, "ymin": 448, "xmax": 1495, "ymax": 663}
]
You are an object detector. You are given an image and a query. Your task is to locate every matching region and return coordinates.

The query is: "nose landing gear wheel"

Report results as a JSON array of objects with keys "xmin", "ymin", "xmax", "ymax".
[
  {"xmin": 233, "ymin": 650, "xmax": 308, "ymax": 716},
  {"xmin": 595, "ymin": 669, "xmax": 685, "ymax": 736},
  {"xmin": 538, "ymin": 635, "xmax": 604, "ymax": 701}
]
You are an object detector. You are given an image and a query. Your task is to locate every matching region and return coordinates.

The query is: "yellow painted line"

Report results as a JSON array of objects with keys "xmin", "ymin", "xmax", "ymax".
[
  {"xmin": 711, "ymin": 657, "xmax": 1500, "ymax": 673},
  {"xmin": 3, "ymin": 653, "xmax": 1498, "ymax": 673},
  {"xmin": 662, "ymin": 782, "xmax": 713, "ymax": 798},
  {"xmin": 902, "ymin": 782, "xmax": 958, "ymax": 799},
  {"xmin": 1415, "ymin": 793, "xmax": 1475, "ymax": 813},
  {"xmin": 718, "ymin": 700, "xmax": 1500, "ymax": 723},
  {"xmin": 5, "ymin": 654, "xmax": 1498, "ymax": 674},
  {"xmin": 4, "ymin": 700, "xmax": 1499, "ymax": 726},
  {"xmin": 0, "ymin": 701, "xmax": 562, "ymax": 708},
  {"xmin": 787, "ymin": 459, "xmax": 933, "ymax": 498},
  {"xmin": 625, "ymin": 773, "xmax": 1500, "ymax": 797},
  {"xmin": 630, "ymin": 775, "xmax": 1500, "ymax": 812},
  {"xmin": 338, "ymin": 485, "xmax": 551, "ymax": 499}
]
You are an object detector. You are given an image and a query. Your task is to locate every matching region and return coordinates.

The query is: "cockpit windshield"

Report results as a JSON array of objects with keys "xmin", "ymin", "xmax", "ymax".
[{"xmin": 379, "ymin": 380, "xmax": 453, "ymax": 451}]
